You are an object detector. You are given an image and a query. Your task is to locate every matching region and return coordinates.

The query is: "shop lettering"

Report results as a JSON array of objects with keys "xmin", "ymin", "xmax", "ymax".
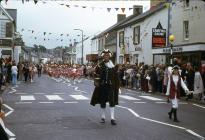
[{"xmin": 163, "ymin": 47, "xmax": 183, "ymax": 53}]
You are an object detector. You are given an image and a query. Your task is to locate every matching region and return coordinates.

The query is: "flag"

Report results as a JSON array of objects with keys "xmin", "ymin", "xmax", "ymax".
[
  {"xmin": 121, "ymin": 8, "xmax": 125, "ymax": 13},
  {"xmin": 107, "ymin": 8, "xmax": 111, "ymax": 12},
  {"xmin": 115, "ymin": 8, "xmax": 119, "ymax": 11}
]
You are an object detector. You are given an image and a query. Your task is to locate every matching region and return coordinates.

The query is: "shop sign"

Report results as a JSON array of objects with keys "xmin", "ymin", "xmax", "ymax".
[
  {"xmin": 162, "ymin": 47, "xmax": 183, "ymax": 53},
  {"xmin": 152, "ymin": 22, "xmax": 166, "ymax": 48}
]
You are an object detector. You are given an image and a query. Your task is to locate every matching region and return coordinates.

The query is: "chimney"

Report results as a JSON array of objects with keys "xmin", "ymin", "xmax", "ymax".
[
  {"xmin": 150, "ymin": 0, "xmax": 166, "ymax": 8},
  {"xmin": 133, "ymin": 5, "xmax": 143, "ymax": 16},
  {"xmin": 117, "ymin": 14, "xmax": 126, "ymax": 22}
]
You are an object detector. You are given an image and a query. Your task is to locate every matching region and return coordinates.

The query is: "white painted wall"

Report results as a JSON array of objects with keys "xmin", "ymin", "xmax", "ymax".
[
  {"xmin": 117, "ymin": 7, "xmax": 168, "ymax": 65},
  {"xmin": 171, "ymin": 0, "xmax": 205, "ymax": 45}
]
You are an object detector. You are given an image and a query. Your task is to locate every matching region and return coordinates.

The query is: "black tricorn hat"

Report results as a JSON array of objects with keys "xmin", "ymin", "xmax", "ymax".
[{"xmin": 101, "ymin": 49, "xmax": 113, "ymax": 57}]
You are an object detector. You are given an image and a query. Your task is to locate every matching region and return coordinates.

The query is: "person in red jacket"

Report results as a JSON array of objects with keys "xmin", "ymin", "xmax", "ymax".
[{"xmin": 166, "ymin": 65, "xmax": 190, "ymax": 122}]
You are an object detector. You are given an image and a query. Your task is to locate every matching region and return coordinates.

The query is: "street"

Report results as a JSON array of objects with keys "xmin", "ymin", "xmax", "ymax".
[{"xmin": 1, "ymin": 75, "xmax": 205, "ymax": 140}]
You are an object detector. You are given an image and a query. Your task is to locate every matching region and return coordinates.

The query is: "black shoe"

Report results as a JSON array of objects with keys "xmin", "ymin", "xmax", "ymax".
[
  {"xmin": 168, "ymin": 112, "xmax": 172, "ymax": 119},
  {"xmin": 111, "ymin": 120, "xmax": 117, "ymax": 125},
  {"xmin": 173, "ymin": 119, "xmax": 179, "ymax": 122},
  {"xmin": 100, "ymin": 118, "xmax": 105, "ymax": 123}
]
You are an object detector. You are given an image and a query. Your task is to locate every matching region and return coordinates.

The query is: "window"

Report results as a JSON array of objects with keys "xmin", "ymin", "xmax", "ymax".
[
  {"xmin": 119, "ymin": 31, "xmax": 124, "ymax": 47},
  {"xmin": 133, "ymin": 26, "xmax": 140, "ymax": 44},
  {"xmin": 0, "ymin": 22, "xmax": 6, "ymax": 38},
  {"xmin": 183, "ymin": 20, "xmax": 189, "ymax": 40},
  {"xmin": 184, "ymin": 0, "xmax": 189, "ymax": 7}
]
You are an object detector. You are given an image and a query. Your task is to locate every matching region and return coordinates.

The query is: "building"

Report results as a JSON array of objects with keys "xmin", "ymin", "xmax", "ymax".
[
  {"xmin": 153, "ymin": 0, "xmax": 205, "ymax": 66},
  {"xmin": 0, "ymin": 5, "xmax": 16, "ymax": 60},
  {"xmin": 116, "ymin": 4, "xmax": 167, "ymax": 65}
]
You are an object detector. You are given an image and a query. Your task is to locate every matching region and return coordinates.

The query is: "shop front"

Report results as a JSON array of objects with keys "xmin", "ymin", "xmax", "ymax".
[{"xmin": 153, "ymin": 43, "xmax": 205, "ymax": 67}]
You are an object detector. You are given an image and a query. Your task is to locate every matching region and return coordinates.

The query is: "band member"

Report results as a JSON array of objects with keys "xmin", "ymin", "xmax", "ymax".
[
  {"xmin": 90, "ymin": 49, "xmax": 119, "ymax": 125},
  {"xmin": 166, "ymin": 65, "xmax": 190, "ymax": 122}
]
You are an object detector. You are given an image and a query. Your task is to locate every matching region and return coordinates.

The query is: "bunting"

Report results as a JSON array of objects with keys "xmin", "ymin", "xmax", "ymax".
[{"xmin": 1, "ymin": 0, "xmax": 140, "ymax": 14}]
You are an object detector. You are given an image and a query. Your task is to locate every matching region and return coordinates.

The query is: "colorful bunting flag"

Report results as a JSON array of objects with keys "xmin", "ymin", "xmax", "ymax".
[
  {"xmin": 121, "ymin": 8, "xmax": 125, "ymax": 13},
  {"xmin": 107, "ymin": 8, "xmax": 111, "ymax": 12},
  {"xmin": 115, "ymin": 8, "xmax": 119, "ymax": 11}
]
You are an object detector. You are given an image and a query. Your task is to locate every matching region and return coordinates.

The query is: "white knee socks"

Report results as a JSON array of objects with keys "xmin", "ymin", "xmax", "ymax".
[
  {"xmin": 110, "ymin": 107, "xmax": 115, "ymax": 120},
  {"xmin": 101, "ymin": 108, "xmax": 106, "ymax": 119}
]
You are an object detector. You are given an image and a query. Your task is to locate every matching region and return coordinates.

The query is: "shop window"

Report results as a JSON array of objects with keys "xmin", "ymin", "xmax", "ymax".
[
  {"xmin": 133, "ymin": 26, "xmax": 140, "ymax": 45},
  {"xmin": 119, "ymin": 31, "xmax": 124, "ymax": 47},
  {"xmin": 183, "ymin": 20, "xmax": 189, "ymax": 40}
]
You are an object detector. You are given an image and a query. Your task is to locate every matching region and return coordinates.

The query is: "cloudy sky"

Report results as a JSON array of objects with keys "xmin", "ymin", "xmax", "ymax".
[{"xmin": 2, "ymin": 0, "xmax": 150, "ymax": 49}]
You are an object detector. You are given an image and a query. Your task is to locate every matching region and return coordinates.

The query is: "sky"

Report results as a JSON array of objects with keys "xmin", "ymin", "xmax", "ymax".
[{"xmin": 1, "ymin": 0, "xmax": 150, "ymax": 49}]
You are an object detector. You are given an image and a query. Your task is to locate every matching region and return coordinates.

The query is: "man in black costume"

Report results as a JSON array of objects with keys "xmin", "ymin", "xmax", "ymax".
[{"xmin": 90, "ymin": 49, "xmax": 120, "ymax": 125}]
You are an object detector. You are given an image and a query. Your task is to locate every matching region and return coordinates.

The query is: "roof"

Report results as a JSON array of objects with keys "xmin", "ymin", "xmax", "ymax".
[
  {"xmin": 6, "ymin": 9, "xmax": 17, "ymax": 22},
  {"xmin": 91, "ymin": 3, "xmax": 166, "ymax": 40},
  {"xmin": 0, "ymin": 4, "xmax": 14, "ymax": 21},
  {"xmin": 118, "ymin": 3, "xmax": 166, "ymax": 29},
  {"xmin": 91, "ymin": 14, "xmax": 137, "ymax": 40}
]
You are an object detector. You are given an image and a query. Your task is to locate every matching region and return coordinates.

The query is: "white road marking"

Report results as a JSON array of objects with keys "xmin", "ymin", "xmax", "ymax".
[
  {"xmin": 15, "ymin": 102, "xmax": 32, "ymax": 104},
  {"xmin": 64, "ymin": 101, "xmax": 78, "ymax": 104},
  {"xmin": 74, "ymin": 87, "xmax": 78, "ymax": 90},
  {"xmin": 139, "ymin": 96, "xmax": 163, "ymax": 101},
  {"xmin": 9, "ymin": 138, "xmax": 16, "ymax": 140},
  {"xmin": 75, "ymin": 89, "xmax": 87, "ymax": 93},
  {"xmin": 15, "ymin": 92, "xmax": 27, "ymax": 95},
  {"xmin": 5, "ymin": 111, "xmax": 14, "ymax": 117},
  {"xmin": 8, "ymin": 88, "xmax": 16, "ymax": 94},
  {"xmin": 70, "ymin": 95, "xmax": 89, "ymax": 100},
  {"xmin": 156, "ymin": 102, "xmax": 167, "ymax": 104},
  {"xmin": 0, "ymin": 118, "xmax": 16, "ymax": 137},
  {"xmin": 179, "ymin": 102, "xmax": 188, "ymax": 105},
  {"xmin": 45, "ymin": 95, "xmax": 63, "ymax": 100},
  {"xmin": 193, "ymin": 104, "xmax": 205, "ymax": 109},
  {"xmin": 21, "ymin": 96, "xmax": 35, "ymax": 101},
  {"xmin": 3, "ymin": 104, "xmax": 14, "ymax": 111},
  {"xmin": 134, "ymin": 102, "xmax": 146, "ymax": 104},
  {"xmin": 39, "ymin": 102, "xmax": 53, "ymax": 104},
  {"xmin": 53, "ymin": 93, "xmax": 65, "ymax": 95},
  {"xmin": 34, "ymin": 93, "xmax": 45, "ymax": 95},
  {"xmin": 117, "ymin": 105, "xmax": 205, "ymax": 140},
  {"xmin": 68, "ymin": 83, "xmax": 71, "ymax": 86},
  {"xmin": 186, "ymin": 129, "xmax": 205, "ymax": 140},
  {"xmin": 120, "ymin": 95, "xmax": 141, "ymax": 100}
]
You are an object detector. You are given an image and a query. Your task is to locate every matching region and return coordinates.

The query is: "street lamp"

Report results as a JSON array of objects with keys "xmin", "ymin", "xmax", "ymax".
[
  {"xmin": 74, "ymin": 29, "xmax": 84, "ymax": 64},
  {"xmin": 169, "ymin": 34, "xmax": 175, "ymax": 65}
]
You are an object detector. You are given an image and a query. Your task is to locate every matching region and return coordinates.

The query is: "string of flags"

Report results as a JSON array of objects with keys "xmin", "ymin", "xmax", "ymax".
[
  {"xmin": 0, "ymin": 0, "xmax": 136, "ymax": 13},
  {"xmin": 21, "ymin": 28, "xmax": 83, "ymax": 43}
]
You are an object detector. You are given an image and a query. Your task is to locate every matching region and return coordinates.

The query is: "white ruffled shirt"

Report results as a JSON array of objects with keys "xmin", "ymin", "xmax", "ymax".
[{"xmin": 105, "ymin": 60, "xmax": 114, "ymax": 68}]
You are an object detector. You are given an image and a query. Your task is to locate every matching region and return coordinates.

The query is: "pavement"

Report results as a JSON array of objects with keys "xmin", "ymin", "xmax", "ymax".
[{"xmin": 0, "ymin": 75, "xmax": 205, "ymax": 140}]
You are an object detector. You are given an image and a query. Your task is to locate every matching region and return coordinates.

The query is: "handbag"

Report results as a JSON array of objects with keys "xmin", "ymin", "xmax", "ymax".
[{"xmin": 94, "ymin": 78, "xmax": 101, "ymax": 87}]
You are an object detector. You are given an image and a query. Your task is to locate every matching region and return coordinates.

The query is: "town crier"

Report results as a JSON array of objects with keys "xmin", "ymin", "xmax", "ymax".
[{"xmin": 90, "ymin": 49, "xmax": 120, "ymax": 125}]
